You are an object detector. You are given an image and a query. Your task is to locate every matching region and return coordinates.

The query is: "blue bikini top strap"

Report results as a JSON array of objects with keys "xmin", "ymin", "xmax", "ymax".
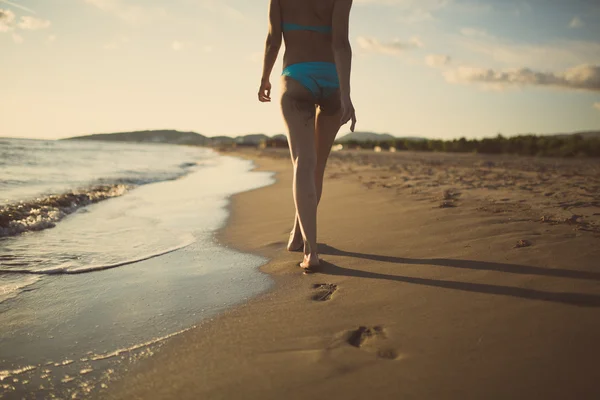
[{"xmin": 282, "ymin": 23, "xmax": 332, "ymax": 34}]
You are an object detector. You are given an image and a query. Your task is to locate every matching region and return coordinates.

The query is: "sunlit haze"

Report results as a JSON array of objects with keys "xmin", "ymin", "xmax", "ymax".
[{"xmin": 1, "ymin": 0, "xmax": 599, "ymax": 140}]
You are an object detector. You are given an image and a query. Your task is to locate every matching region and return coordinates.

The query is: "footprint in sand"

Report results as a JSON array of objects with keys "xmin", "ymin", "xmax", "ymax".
[
  {"xmin": 347, "ymin": 326, "xmax": 399, "ymax": 360},
  {"xmin": 312, "ymin": 284, "xmax": 337, "ymax": 301}
]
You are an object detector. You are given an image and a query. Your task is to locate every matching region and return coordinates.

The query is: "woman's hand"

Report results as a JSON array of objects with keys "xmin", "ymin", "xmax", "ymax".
[
  {"xmin": 340, "ymin": 95, "xmax": 357, "ymax": 132},
  {"xmin": 258, "ymin": 80, "xmax": 272, "ymax": 102}
]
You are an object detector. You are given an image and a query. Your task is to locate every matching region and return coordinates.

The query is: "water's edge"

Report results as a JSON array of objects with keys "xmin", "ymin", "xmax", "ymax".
[{"xmin": 0, "ymin": 153, "xmax": 279, "ymax": 399}]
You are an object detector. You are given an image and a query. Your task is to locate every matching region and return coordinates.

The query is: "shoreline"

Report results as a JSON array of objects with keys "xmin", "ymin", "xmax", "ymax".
[
  {"xmin": 0, "ymin": 153, "xmax": 275, "ymax": 399},
  {"xmin": 105, "ymin": 148, "xmax": 600, "ymax": 400}
]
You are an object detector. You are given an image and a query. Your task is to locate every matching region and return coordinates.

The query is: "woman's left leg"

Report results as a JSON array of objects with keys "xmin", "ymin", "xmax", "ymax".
[{"xmin": 288, "ymin": 92, "xmax": 342, "ymax": 252}]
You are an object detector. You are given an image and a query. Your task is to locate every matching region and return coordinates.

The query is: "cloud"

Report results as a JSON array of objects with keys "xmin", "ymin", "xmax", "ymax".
[
  {"xmin": 0, "ymin": 8, "xmax": 15, "ymax": 32},
  {"xmin": 17, "ymin": 16, "xmax": 50, "ymax": 30},
  {"xmin": 426, "ymin": 54, "xmax": 451, "ymax": 68},
  {"xmin": 11, "ymin": 32, "xmax": 22, "ymax": 43},
  {"xmin": 1, "ymin": 8, "xmax": 51, "ymax": 35},
  {"xmin": 443, "ymin": 64, "xmax": 600, "ymax": 92},
  {"xmin": 84, "ymin": 0, "xmax": 166, "ymax": 24},
  {"xmin": 357, "ymin": 36, "xmax": 423, "ymax": 55},
  {"xmin": 455, "ymin": 30, "xmax": 600, "ymax": 71},
  {"xmin": 594, "ymin": 103, "xmax": 600, "ymax": 111},
  {"xmin": 47, "ymin": 34, "xmax": 56, "ymax": 42},
  {"xmin": 171, "ymin": 40, "xmax": 183, "ymax": 51},
  {"xmin": 569, "ymin": 16, "xmax": 584, "ymax": 28}
]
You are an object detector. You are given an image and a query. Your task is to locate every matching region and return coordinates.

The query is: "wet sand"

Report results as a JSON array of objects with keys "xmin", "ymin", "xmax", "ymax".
[{"xmin": 106, "ymin": 149, "xmax": 600, "ymax": 400}]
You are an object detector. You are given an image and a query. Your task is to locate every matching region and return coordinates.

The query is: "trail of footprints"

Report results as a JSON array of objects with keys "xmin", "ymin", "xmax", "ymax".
[{"xmin": 311, "ymin": 284, "xmax": 398, "ymax": 360}]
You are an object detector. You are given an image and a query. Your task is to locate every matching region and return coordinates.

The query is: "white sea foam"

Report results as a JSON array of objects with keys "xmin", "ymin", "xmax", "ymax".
[
  {"xmin": 0, "ymin": 275, "xmax": 40, "ymax": 304},
  {"xmin": 0, "ymin": 238, "xmax": 195, "ymax": 276}
]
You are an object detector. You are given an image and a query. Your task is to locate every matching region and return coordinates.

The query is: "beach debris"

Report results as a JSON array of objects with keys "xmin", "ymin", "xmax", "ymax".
[
  {"xmin": 348, "ymin": 326, "xmax": 385, "ymax": 348},
  {"xmin": 439, "ymin": 201, "xmax": 456, "ymax": 208},
  {"xmin": 442, "ymin": 189, "xmax": 460, "ymax": 200},
  {"xmin": 540, "ymin": 215, "xmax": 553, "ymax": 223},
  {"xmin": 377, "ymin": 349, "xmax": 399, "ymax": 360},
  {"xmin": 515, "ymin": 239, "xmax": 532, "ymax": 248},
  {"xmin": 312, "ymin": 284, "xmax": 337, "ymax": 301},
  {"xmin": 564, "ymin": 215, "xmax": 580, "ymax": 224}
]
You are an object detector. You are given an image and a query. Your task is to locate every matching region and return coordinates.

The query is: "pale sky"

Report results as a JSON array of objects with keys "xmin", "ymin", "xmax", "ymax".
[{"xmin": 1, "ymin": 0, "xmax": 599, "ymax": 140}]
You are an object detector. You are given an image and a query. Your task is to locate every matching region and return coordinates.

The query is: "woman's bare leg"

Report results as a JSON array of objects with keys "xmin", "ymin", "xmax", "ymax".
[
  {"xmin": 280, "ymin": 77, "xmax": 320, "ymax": 268},
  {"xmin": 288, "ymin": 91, "xmax": 342, "ymax": 251}
]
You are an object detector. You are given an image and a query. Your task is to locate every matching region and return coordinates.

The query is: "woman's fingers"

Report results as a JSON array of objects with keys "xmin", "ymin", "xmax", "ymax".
[
  {"xmin": 258, "ymin": 89, "xmax": 271, "ymax": 102},
  {"xmin": 340, "ymin": 106, "xmax": 355, "ymax": 130}
]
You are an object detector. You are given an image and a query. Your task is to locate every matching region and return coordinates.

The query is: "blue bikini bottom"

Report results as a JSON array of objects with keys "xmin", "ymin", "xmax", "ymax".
[{"xmin": 282, "ymin": 62, "xmax": 339, "ymax": 99}]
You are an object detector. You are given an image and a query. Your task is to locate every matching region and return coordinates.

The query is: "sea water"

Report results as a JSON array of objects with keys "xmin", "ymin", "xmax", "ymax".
[{"xmin": 0, "ymin": 138, "xmax": 275, "ymax": 398}]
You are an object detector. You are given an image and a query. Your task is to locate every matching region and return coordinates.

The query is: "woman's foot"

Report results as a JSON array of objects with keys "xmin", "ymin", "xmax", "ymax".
[
  {"xmin": 300, "ymin": 253, "xmax": 320, "ymax": 273},
  {"xmin": 287, "ymin": 229, "xmax": 303, "ymax": 252}
]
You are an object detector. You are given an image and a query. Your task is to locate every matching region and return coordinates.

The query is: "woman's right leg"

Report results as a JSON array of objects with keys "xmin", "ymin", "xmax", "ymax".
[
  {"xmin": 280, "ymin": 77, "xmax": 320, "ymax": 268},
  {"xmin": 288, "ymin": 92, "xmax": 342, "ymax": 251}
]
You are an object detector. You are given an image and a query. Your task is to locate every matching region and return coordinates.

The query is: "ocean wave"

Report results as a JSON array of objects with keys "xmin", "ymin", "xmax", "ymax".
[
  {"xmin": 0, "ymin": 240, "xmax": 193, "ymax": 276},
  {"xmin": 0, "ymin": 184, "xmax": 130, "ymax": 238},
  {"xmin": 0, "ymin": 275, "xmax": 40, "ymax": 304}
]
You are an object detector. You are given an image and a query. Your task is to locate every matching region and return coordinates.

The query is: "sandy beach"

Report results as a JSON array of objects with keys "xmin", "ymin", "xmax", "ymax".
[{"xmin": 105, "ymin": 148, "xmax": 600, "ymax": 400}]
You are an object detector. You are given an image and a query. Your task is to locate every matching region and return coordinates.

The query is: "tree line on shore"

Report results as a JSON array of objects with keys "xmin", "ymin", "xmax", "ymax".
[{"xmin": 338, "ymin": 134, "xmax": 600, "ymax": 158}]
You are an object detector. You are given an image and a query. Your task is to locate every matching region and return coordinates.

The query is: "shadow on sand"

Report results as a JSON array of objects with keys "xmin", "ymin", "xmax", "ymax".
[{"xmin": 316, "ymin": 244, "xmax": 600, "ymax": 308}]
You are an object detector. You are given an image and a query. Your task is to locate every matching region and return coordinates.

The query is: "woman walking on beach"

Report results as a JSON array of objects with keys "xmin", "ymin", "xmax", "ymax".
[{"xmin": 258, "ymin": 0, "xmax": 356, "ymax": 272}]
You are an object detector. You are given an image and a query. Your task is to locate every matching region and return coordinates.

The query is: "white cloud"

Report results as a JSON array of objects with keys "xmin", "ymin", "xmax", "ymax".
[
  {"xmin": 426, "ymin": 54, "xmax": 451, "ymax": 68},
  {"xmin": 84, "ymin": 0, "xmax": 166, "ymax": 24},
  {"xmin": 357, "ymin": 36, "xmax": 423, "ymax": 55},
  {"xmin": 0, "ymin": 8, "xmax": 15, "ymax": 32},
  {"xmin": 171, "ymin": 40, "xmax": 183, "ymax": 51},
  {"xmin": 455, "ymin": 31, "xmax": 600, "ymax": 71},
  {"xmin": 594, "ymin": 103, "xmax": 600, "ymax": 111},
  {"xmin": 47, "ymin": 34, "xmax": 56, "ymax": 42},
  {"xmin": 569, "ymin": 16, "xmax": 584, "ymax": 29},
  {"xmin": 17, "ymin": 16, "xmax": 50, "ymax": 30},
  {"xmin": 443, "ymin": 64, "xmax": 600, "ymax": 92}
]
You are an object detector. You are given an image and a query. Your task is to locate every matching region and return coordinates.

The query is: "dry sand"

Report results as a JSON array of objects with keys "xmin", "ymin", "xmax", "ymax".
[{"xmin": 106, "ymin": 149, "xmax": 600, "ymax": 400}]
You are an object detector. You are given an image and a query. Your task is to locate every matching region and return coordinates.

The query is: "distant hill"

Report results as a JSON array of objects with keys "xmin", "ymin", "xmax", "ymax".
[
  {"xmin": 210, "ymin": 135, "xmax": 235, "ymax": 145},
  {"xmin": 63, "ymin": 130, "xmax": 287, "ymax": 146},
  {"xmin": 234, "ymin": 134, "xmax": 270, "ymax": 145},
  {"xmin": 553, "ymin": 131, "xmax": 600, "ymax": 139},
  {"xmin": 65, "ymin": 130, "xmax": 210, "ymax": 145},
  {"xmin": 337, "ymin": 132, "xmax": 395, "ymax": 142},
  {"xmin": 272, "ymin": 134, "xmax": 287, "ymax": 141},
  {"xmin": 336, "ymin": 131, "xmax": 426, "ymax": 143}
]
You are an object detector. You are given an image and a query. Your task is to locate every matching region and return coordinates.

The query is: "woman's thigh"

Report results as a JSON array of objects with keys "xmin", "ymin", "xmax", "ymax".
[{"xmin": 280, "ymin": 77, "xmax": 317, "ymax": 160}]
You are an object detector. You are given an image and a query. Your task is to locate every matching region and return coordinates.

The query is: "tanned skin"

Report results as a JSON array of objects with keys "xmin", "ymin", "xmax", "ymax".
[{"xmin": 259, "ymin": 0, "xmax": 356, "ymax": 271}]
